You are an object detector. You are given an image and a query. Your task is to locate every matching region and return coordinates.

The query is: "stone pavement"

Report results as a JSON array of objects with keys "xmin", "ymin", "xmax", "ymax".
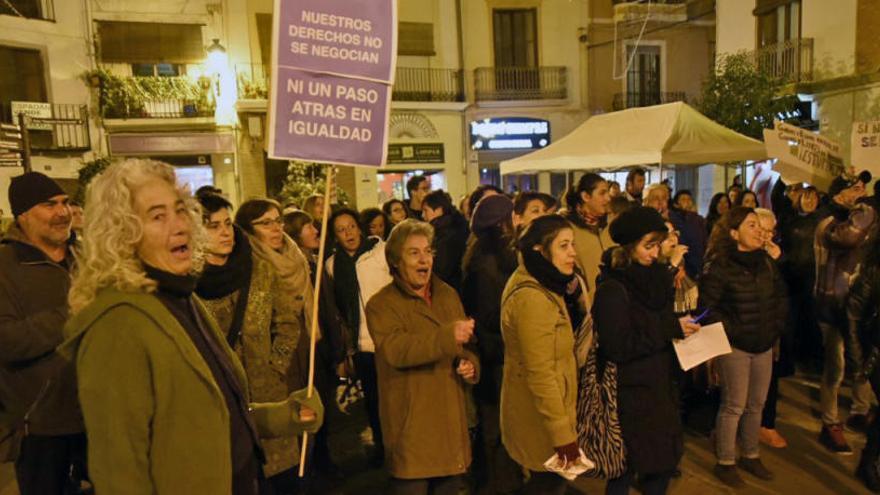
[{"xmin": 0, "ymin": 375, "xmax": 875, "ymax": 494}]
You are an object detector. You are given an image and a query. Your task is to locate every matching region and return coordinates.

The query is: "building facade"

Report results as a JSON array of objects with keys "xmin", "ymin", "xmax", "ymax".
[{"xmin": 716, "ymin": 0, "xmax": 880, "ymax": 173}]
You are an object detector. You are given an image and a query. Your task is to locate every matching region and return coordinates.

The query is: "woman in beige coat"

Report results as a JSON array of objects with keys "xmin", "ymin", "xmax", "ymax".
[
  {"xmin": 501, "ymin": 215, "xmax": 585, "ymax": 495},
  {"xmin": 365, "ymin": 219, "xmax": 480, "ymax": 495}
]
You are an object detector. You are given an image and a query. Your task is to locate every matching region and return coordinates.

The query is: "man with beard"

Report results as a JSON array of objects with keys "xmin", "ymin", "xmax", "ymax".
[{"xmin": 0, "ymin": 172, "xmax": 86, "ymax": 494}]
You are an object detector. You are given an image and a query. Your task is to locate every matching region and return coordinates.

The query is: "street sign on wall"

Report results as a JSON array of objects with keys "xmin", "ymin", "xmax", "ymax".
[
  {"xmin": 268, "ymin": 0, "xmax": 398, "ymax": 167},
  {"xmin": 11, "ymin": 101, "xmax": 53, "ymax": 131},
  {"xmin": 0, "ymin": 124, "xmax": 23, "ymax": 167}
]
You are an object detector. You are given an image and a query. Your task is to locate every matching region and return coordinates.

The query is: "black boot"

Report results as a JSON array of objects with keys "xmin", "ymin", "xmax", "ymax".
[{"xmin": 857, "ymin": 452, "xmax": 880, "ymax": 493}]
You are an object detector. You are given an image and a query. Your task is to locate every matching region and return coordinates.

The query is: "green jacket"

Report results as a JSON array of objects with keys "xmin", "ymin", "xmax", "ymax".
[
  {"xmin": 62, "ymin": 288, "xmax": 322, "ymax": 495},
  {"xmin": 500, "ymin": 266, "xmax": 578, "ymax": 472}
]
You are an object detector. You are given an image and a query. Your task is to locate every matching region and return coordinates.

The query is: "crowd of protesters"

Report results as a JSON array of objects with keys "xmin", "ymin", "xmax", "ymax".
[{"xmin": 3, "ymin": 160, "xmax": 880, "ymax": 495}]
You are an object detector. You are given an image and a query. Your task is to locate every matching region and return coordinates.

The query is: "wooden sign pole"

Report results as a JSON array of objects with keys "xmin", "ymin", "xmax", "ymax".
[{"xmin": 298, "ymin": 164, "xmax": 335, "ymax": 477}]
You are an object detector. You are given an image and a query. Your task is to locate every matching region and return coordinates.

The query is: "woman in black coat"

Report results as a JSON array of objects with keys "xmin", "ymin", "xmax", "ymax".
[
  {"xmin": 461, "ymin": 194, "xmax": 521, "ymax": 493},
  {"xmin": 699, "ymin": 207, "xmax": 787, "ymax": 489},
  {"xmin": 593, "ymin": 207, "xmax": 700, "ymax": 495}
]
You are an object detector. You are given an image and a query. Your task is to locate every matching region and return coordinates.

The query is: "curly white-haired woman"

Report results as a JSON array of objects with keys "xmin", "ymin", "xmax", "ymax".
[{"xmin": 63, "ymin": 159, "xmax": 323, "ymax": 495}]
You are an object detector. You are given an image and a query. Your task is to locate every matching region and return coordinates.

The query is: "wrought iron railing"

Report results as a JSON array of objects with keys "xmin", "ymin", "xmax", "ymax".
[
  {"xmin": 393, "ymin": 67, "xmax": 464, "ymax": 102},
  {"xmin": 0, "ymin": 0, "xmax": 55, "ymax": 21},
  {"xmin": 753, "ymin": 38, "xmax": 814, "ymax": 84},
  {"xmin": 612, "ymin": 91, "xmax": 687, "ymax": 111},
  {"xmin": 91, "ymin": 74, "xmax": 214, "ymax": 119},
  {"xmin": 474, "ymin": 66, "xmax": 567, "ymax": 101},
  {"xmin": 0, "ymin": 102, "xmax": 90, "ymax": 151}
]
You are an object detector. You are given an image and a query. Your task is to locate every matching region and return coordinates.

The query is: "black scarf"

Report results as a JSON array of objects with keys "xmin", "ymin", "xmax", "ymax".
[
  {"xmin": 522, "ymin": 249, "xmax": 585, "ymax": 328},
  {"xmin": 609, "ymin": 262, "xmax": 673, "ymax": 311},
  {"xmin": 333, "ymin": 237, "xmax": 378, "ymax": 335},
  {"xmin": 196, "ymin": 226, "xmax": 254, "ymax": 300},
  {"xmin": 144, "ymin": 263, "xmax": 198, "ymax": 298}
]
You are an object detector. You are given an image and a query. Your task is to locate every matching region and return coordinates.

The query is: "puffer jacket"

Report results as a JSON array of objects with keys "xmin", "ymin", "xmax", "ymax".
[
  {"xmin": 699, "ymin": 250, "xmax": 788, "ymax": 353},
  {"xmin": 846, "ymin": 263, "xmax": 880, "ymax": 366},
  {"xmin": 814, "ymin": 201, "xmax": 877, "ymax": 325}
]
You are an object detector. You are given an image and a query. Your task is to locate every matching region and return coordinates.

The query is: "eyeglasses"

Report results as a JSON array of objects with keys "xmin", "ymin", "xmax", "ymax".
[{"xmin": 251, "ymin": 217, "xmax": 283, "ymax": 228}]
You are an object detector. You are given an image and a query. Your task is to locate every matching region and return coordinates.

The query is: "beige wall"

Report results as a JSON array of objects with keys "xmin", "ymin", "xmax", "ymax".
[
  {"xmin": 803, "ymin": 0, "xmax": 857, "ymax": 79},
  {"xmin": 715, "ymin": 0, "xmax": 755, "ymax": 56},
  {"xmin": 856, "ymin": 0, "xmax": 880, "ymax": 74}
]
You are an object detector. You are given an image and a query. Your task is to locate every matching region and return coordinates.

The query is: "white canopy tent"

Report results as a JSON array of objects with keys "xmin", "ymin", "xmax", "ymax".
[{"xmin": 499, "ymin": 102, "xmax": 768, "ymax": 175}]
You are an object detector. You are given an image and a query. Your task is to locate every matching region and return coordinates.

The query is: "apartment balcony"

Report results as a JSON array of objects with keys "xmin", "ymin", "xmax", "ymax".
[
  {"xmin": 0, "ymin": 103, "xmax": 90, "ymax": 152},
  {"xmin": 393, "ymin": 67, "xmax": 464, "ymax": 102},
  {"xmin": 752, "ymin": 38, "xmax": 814, "ymax": 84},
  {"xmin": 0, "ymin": 0, "xmax": 55, "ymax": 21},
  {"xmin": 612, "ymin": 91, "xmax": 687, "ymax": 111},
  {"xmin": 88, "ymin": 71, "xmax": 215, "ymax": 120},
  {"xmin": 474, "ymin": 66, "xmax": 567, "ymax": 102}
]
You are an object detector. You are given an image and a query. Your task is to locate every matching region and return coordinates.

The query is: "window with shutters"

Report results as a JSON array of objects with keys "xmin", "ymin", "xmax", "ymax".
[
  {"xmin": 0, "ymin": 45, "xmax": 46, "ymax": 121},
  {"xmin": 398, "ymin": 22, "xmax": 435, "ymax": 56},
  {"xmin": 97, "ymin": 21, "xmax": 205, "ymax": 66},
  {"xmin": 492, "ymin": 9, "xmax": 538, "ymax": 68},
  {"xmin": 755, "ymin": 0, "xmax": 801, "ymax": 48},
  {"xmin": 626, "ymin": 45, "xmax": 661, "ymax": 107}
]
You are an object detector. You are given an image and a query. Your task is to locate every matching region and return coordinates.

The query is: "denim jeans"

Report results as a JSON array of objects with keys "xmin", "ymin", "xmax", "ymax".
[
  {"xmin": 819, "ymin": 322, "xmax": 872, "ymax": 425},
  {"xmin": 715, "ymin": 348, "xmax": 773, "ymax": 464}
]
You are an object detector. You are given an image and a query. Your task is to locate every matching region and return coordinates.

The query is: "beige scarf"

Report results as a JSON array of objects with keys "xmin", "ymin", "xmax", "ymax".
[{"xmin": 248, "ymin": 232, "xmax": 316, "ymax": 334}]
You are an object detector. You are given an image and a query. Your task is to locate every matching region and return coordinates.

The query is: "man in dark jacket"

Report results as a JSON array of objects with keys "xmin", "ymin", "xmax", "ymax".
[
  {"xmin": 815, "ymin": 172, "xmax": 877, "ymax": 455},
  {"xmin": 405, "ymin": 174, "xmax": 430, "ymax": 220},
  {"xmin": 422, "ymin": 190, "xmax": 469, "ymax": 292},
  {"xmin": 0, "ymin": 172, "xmax": 86, "ymax": 494}
]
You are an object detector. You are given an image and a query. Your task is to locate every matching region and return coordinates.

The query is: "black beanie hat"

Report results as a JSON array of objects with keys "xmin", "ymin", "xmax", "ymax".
[
  {"xmin": 471, "ymin": 194, "xmax": 514, "ymax": 236},
  {"xmin": 609, "ymin": 206, "xmax": 668, "ymax": 246},
  {"xmin": 9, "ymin": 172, "xmax": 66, "ymax": 217}
]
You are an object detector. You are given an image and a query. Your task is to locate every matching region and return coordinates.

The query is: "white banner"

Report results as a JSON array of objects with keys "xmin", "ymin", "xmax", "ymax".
[
  {"xmin": 764, "ymin": 120, "xmax": 844, "ymax": 191},
  {"xmin": 851, "ymin": 121, "xmax": 880, "ymax": 178}
]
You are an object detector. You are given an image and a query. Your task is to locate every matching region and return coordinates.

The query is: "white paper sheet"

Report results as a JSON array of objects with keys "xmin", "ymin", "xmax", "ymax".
[
  {"xmin": 673, "ymin": 322, "xmax": 732, "ymax": 371},
  {"xmin": 542, "ymin": 449, "xmax": 596, "ymax": 481}
]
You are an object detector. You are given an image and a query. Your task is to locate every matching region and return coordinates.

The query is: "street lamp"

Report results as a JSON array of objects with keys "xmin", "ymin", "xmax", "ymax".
[
  {"xmin": 206, "ymin": 39, "xmax": 228, "ymax": 78},
  {"xmin": 204, "ymin": 38, "xmax": 237, "ymax": 126}
]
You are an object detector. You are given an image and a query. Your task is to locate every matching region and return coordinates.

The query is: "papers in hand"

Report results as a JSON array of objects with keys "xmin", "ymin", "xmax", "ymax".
[
  {"xmin": 542, "ymin": 449, "xmax": 595, "ymax": 481},
  {"xmin": 673, "ymin": 322, "xmax": 732, "ymax": 371}
]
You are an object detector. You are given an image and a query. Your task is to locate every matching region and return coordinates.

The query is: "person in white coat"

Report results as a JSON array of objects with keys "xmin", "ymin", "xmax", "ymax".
[{"xmin": 325, "ymin": 208, "xmax": 392, "ymax": 466}]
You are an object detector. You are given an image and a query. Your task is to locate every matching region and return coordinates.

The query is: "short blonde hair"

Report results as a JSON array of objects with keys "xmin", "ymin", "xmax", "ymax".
[
  {"xmin": 385, "ymin": 219, "xmax": 434, "ymax": 274},
  {"xmin": 69, "ymin": 159, "xmax": 205, "ymax": 314},
  {"xmin": 754, "ymin": 207, "xmax": 777, "ymax": 228}
]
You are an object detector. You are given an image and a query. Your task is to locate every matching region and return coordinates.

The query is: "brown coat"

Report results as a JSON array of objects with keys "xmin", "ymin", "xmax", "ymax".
[
  {"xmin": 200, "ymin": 253, "xmax": 300, "ymax": 476},
  {"xmin": 500, "ymin": 266, "xmax": 578, "ymax": 472},
  {"xmin": 365, "ymin": 275, "xmax": 479, "ymax": 479}
]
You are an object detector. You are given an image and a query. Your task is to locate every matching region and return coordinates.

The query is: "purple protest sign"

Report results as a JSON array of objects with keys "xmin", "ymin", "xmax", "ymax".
[
  {"xmin": 268, "ymin": 67, "xmax": 391, "ymax": 167},
  {"xmin": 273, "ymin": 0, "xmax": 397, "ymax": 84}
]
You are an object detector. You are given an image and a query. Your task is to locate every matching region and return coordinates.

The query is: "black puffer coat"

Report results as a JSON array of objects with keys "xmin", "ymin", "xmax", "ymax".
[
  {"xmin": 593, "ymin": 253, "xmax": 684, "ymax": 476},
  {"xmin": 699, "ymin": 250, "xmax": 788, "ymax": 353}
]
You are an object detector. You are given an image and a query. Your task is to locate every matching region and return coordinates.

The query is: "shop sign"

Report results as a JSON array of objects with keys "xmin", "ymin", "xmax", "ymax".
[
  {"xmin": 387, "ymin": 143, "xmax": 444, "ymax": 164},
  {"xmin": 470, "ymin": 117, "xmax": 550, "ymax": 151}
]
